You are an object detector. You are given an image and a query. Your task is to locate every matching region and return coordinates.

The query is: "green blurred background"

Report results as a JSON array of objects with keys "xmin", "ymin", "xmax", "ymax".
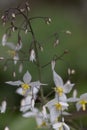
[{"xmin": 0, "ymin": 0, "xmax": 87, "ymax": 130}]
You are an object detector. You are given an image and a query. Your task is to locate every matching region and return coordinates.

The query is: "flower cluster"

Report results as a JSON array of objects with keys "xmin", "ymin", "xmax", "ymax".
[
  {"xmin": 0, "ymin": 1, "xmax": 87, "ymax": 130},
  {"xmin": 5, "ymin": 61, "xmax": 87, "ymax": 130}
]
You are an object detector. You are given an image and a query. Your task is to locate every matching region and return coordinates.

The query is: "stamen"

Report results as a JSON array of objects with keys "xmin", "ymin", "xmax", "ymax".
[
  {"xmin": 79, "ymin": 100, "xmax": 87, "ymax": 111},
  {"xmin": 55, "ymin": 87, "xmax": 63, "ymax": 96},
  {"xmin": 21, "ymin": 83, "xmax": 30, "ymax": 94},
  {"xmin": 54, "ymin": 103, "xmax": 62, "ymax": 110}
]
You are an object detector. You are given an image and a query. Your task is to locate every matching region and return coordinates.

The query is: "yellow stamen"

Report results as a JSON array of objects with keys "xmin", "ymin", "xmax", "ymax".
[
  {"xmin": 8, "ymin": 50, "xmax": 16, "ymax": 57},
  {"xmin": 59, "ymin": 126, "xmax": 62, "ymax": 130},
  {"xmin": 54, "ymin": 87, "xmax": 63, "ymax": 96},
  {"xmin": 37, "ymin": 122, "xmax": 47, "ymax": 128},
  {"xmin": 79, "ymin": 100, "xmax": 87, "ymax": 111},
  {"xmin": 21, "ymin": 83, "xmax": 30, "ymax": 94},
  {"xmin": 54, "ymin": 103, "xmax": 62, "ymax": 110}
]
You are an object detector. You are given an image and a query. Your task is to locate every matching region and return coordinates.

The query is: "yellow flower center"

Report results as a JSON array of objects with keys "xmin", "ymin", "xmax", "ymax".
[
  {"xmin": 59, "ymin": 126, "xmax": 62, "ymax": 130},
  {"xmin": 37, "ymin": 121, "xmax": 47, "ymax": 128},
  {"xmin": 8, "ymin": 50, "xmax": 16, "ymax": 57},
  {"xmin": 79, "ymin": 100, "xmax": 87, "ymax": 111},
  {"xmin": 55, "ymin": 87, "xmax": 63, "ymax": 96},
  {"xmin": 21, "ymin": 83, "xmax": 30, "ymax": 94},
  {"xmin": 54, "ymin": 103, "xmax": 62, "ymax": 110}
]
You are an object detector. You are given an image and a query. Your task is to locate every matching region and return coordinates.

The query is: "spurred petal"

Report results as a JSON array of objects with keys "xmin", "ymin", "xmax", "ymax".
[{"xmin": 23, "ymin": 71, "xmax": 32, "ymax": 84}]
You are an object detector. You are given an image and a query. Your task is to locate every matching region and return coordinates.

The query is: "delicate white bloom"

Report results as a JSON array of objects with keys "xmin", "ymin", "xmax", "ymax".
[
  {"xmin": 52, "ymin": 66, "xmax": 74, "ymax": 97},
  {"xmin": 76, "ymin": 93, "xmax": 87, "ymax": 111},
  {"xmin": 53, "ymin": 121, "xmax": 70, "ymax": 130},
  {"xmin": 4, "ymin": 126, "xmax": 9, "ymax": 130},
  {"xmin": 35, "ymin": 111, "xmax": 49, "ymax": 128},
  {"xmin": 6, "ymin": 71, "xmax": 46, "ymax": 96},
  {"xmin": 0, "ymin": 100, "xmax": 7, "ymax": 113},
  {"xmin": 2, "ymin": 34, "xmax": 7, "ymax": 46},
  {"xmin": 45, "ymin": 97, "xmax": 69, "ymax": 123},
  {"xmin": 6, "ymin": 42, "xmax": 22, "ymax": 64},
  {"xmin": 30, "ymin": 49, "xmax": 36, "ymax": 62}
]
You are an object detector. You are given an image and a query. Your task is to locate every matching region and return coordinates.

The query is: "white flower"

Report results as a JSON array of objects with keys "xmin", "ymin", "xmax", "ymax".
[
  {"xmin": 52, "ymin": 68, "xmax": 74, "ymax": 97},
  {"xmin": 30, "ymin": 49, "xmax": 36, "ymax": 62},
  {"xmin": 0, "ymin": 100, "xmax": 7, "ymax": 113},
  {"xmin": 45, "ymin": 97, "xmax": 69, "ymax": 123},
  {"xmin": 4, "ymin": 126, "xmax": 9, "ymax": 130},
  {"xmin": 23, "ymin": 107, "xmax": 49, "ymax": 128},
  {"xmin": 2, "ymin": 34, "xmax": 7, "ymax": 46},
  {"xmin": 76, "ymin": 93, "xmax": 87, "ymax": 111},
  {"xmin": 53, "ymin": 121, "xmax": 70, "ymax": 130},
  {"xmin": 6, "ymin": 71, "xmax": 46, "ymax": 96}
]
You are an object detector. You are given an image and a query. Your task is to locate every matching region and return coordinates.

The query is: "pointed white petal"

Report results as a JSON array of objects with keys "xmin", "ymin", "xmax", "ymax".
[
  {"xmin": 16, "ymin": 88, "xmax": 23, "ymax": 95},
  {"xmin": 22, "ymin": 111, "xmax": 35, "ymax": 117},
  {"xmin": 80, "ymin": 93, "xmax": 87, "ymax": 100},
  {"xmin": 53, "ymin": 70, "xmax": 63, "ymax": 87},
  {"xmin": 23, "ymin": 71, "xmax": 32, "ymax": 84},
  {"xmin": 6, "ymin": 81, "xmax": 23, "ymax": 86},
  {"xmin": 55, "ymin": 93, "xmax": 67, "ymax": 102},
  {"xmin": 29, "ymin": 81, "xmax": 42, "ymax": 89},
  {"xmin": 63, "ymin": 80, "xmax": 74, "ymax": 93},
  {"xmin": 53, "ymin": 122, "xmax": 62, "ymax": 129}
]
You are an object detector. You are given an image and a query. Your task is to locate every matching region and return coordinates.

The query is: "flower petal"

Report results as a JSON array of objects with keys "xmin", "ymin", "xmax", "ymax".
[
  {"xmin": 53, "ymin": 70, "xmax": 63, "ymax": 87},
  {"xmin": 63, "ymin": 122, "xmax": 70, "ymax": 130},
  {"xmin": 23, "ymin": 71, "xmax": 32, "ymax": 84},
  {"xmin": 63, "ymin": 80, "xmax": 74, "ymax": 93},
  {"xmin": 6, "ymin": 81, "xmax": 23, "ymax": 86}
]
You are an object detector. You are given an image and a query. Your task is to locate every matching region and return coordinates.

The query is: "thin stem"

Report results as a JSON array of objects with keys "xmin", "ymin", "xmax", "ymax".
[
  {"xmin": 17, "ymin": 8, "xmax": 44, "ymax": 100},
  {"xmin": 41, "ymin": 50, "xmax": 68, "ymax": 68}
]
